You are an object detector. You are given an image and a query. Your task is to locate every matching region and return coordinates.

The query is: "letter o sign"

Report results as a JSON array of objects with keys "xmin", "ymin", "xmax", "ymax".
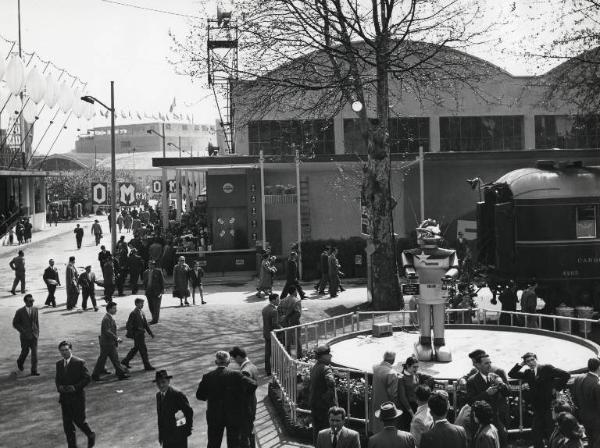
[{"xmin": 92, "ymin": 183, "xmax": 107, "ymax": 204}]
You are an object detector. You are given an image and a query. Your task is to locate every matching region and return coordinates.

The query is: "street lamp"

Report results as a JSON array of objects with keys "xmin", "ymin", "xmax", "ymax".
[
  {"xmin": 81, "ymin": 82, "xmax": 117, "ymax": 254},
  {"xmin": 167, "ymin": 142, "xmax": 193, "ymax": 157},
  {"xmin": 147, "ymin": 124, "xmax": 168, "ymax": 233}
]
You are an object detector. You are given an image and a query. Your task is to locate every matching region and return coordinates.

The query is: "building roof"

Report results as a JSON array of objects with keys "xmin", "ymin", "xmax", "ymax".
[
  {"xmin": 496, "ymin": 163, "xmax": 600, "ymax": 200},
  {"xmin": 96, "ymin": 150, "xmax": 186, "ymax": 171}
]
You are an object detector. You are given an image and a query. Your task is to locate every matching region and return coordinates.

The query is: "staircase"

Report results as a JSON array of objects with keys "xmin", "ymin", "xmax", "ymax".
[
  {"xmin": 0, "ymin": 210, "xmax": 23, "ymax": 240},
  {"xmin": 299, "ymin": 176, "xmax": 311, "ymax": 241}
]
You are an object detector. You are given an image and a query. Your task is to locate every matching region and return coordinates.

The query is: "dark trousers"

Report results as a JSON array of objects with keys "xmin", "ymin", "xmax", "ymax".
[
  {"xmin": 116, "ymin": 273, "xmax": 125, "ymax": 295},
  {"xmin": 240, "ymin": 421, "xmax": 256, "ymax": 448},
  {"xmin": 163, "ymin": 440, "xmax": 188, "ymax": 448},
  {"xmin": 311, "ymin": 410, "xmax": 329, "ymax": 446},
  {"xmin": 207, "ymin": 419, "xmax": 240, "ymax": 448},
  {"xmin": 92, "ymin": 342, "xmax": 126, "ymax": 377},
  {"xmin": 329, "ymin": 274, "xmax": 340, "ymax": 297},
  {"xmin": 283, "ymin": 326, "xmax": 302, "ymax": 358},
  {"xmin": 280, "ymin": 280, "xmax": 306, "ymax": 299},
  {"xmin": 264, "ymin": 337, "xmax": 272, "ymax": 375},
  {"xmin": 76, "ymin": 236, "xmax": 83, "ymax": 249},
  {"xmin": 11, "ymin": 272, "xmax": 25, "ymax": 293},
  {"xmin": 318, "ymin": 272, "xmax": 328, "ymax": 293},
  {"xmin": 147, "ymin": 294, "xmax": 162, "ymax": 323},
  {"xmin": 399, "ymin": 401, "xmax": 418, "ymax": 430},
  {"xmin": 123, "ymin": 333, "xmax": 151, "ymax": 368},
  {"xmin": 66, "ymin": 288, "xmax": 79, "ymax": 309},
  {"xmin": 104, "ymin": 285, "xmax": 115, "ymax": 302},
  {"xmin": 94, "ymin": 233, "xmax": 101, "ymax": 245},
  {"xmin": 45, "ymin": 285, "xmax": 57, "ymax": 307},
  {"xmin": 61, "ymin": 398, "xmax": 93, "ymax": 448},
  {"xmin": 531, "ymin": 408, "xmax": 554, "ymax": 448},
  {"xmin": 130, "ymin": 272, "xmax": 140, "ymax": 293},
  {"xmin": 18, "ymin": 335, "xmax": 38, "ymax": 372},
  {"xmin": 82, "ymin": 289, "xmax": 97, "ymax": 310}
]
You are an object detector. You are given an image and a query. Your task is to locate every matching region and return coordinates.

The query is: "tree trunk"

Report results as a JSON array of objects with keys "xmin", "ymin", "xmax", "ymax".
[{"xmin": 363, "ymin": 34, "xmax": 402, "ymax": 310}]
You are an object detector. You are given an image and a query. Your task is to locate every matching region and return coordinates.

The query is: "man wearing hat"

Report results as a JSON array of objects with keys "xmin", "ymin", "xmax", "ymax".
[
  {"xmin": 368, "ymin": 401, "xmax": 415, "ymax": 447},
  {"xmin": 316, "ymin": 406, "xmax": 360, "ymax": 448},
  {"xmin": 91, "ymin": 220, "xmax": 103, "ymax": 246},
  {"xmin": 309, "ymin": 345, "xmax": 338, "ymax": 444},
  {"xmin": 508, "ymin": 352, "xmax": 570, "ymax": 448},
  {"xmin": 79, "ymin": 266, "xmax": 98, "ymax": 312},
  {"xmin": 196, "ymin": 351, "xmax": 257, "ymax": 448},
  {"xmin": 143, "ymin": 260, "xmax": 165, "ymax": 324},
  {"xmin": 155, "ymin": 370, "xmax": 194, "ymax": 448},
  {"xmin": 122, "ymin": 298, "xmax": 155, "ymax": 371}
]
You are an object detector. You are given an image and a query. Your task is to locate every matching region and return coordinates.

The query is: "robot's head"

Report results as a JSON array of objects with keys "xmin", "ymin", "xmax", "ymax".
[{"xmin": 416, "ymin": 219, "xmax": 442, "ymax": 247}]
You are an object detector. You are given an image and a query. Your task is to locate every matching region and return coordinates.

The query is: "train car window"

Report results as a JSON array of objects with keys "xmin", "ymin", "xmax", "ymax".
[{"xmin": 576, "ymin": 206, "xmax": 597, "ymax": 239}]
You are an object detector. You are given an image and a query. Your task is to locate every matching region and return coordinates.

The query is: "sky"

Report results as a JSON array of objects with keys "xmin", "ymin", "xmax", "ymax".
[{"xmin": 0, "ymin": 0, "xmax": 575, "ymax": 156}]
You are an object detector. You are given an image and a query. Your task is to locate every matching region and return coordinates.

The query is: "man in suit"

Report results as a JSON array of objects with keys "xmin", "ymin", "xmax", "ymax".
[
  {"xmin": 9, "ymin": 249, "xmax": 26, "ymax": 295},
  {"xmin": 570, "ymin": 357, "xmax": 600, "ymax": 448},
  {"xmin": 121, "ymin": 298, "xmax": 155, "ymax": 371},
  {"xmin": 371, "ymin": 351, "xmax": 399, "ymax": 433},
  {"xmin": 102, "ymin": 256, "xmax": 116, "ymax": 303},
  {"xmin": 79, "ymin": 266, "xmax": 99, "ymax": 312},
  {"xmin": 368, "ymin": 402, "xmax": 415, "ymax": 448},
  {"xmin": 127, "ymin": 248, "xmax": 144, "ymax": 294},
  {"xmin": 410, "ymin": 385, "xmax": 433, "ymax": 447},
  {"xmin": 55, "ymin": 341, "xmax": 96, "ymax": 448},
  {"xmin": 196, "ymin": 351, "xmax": 257, "ymax": 448},
  {"xmin": 12, "ymin": 294, "xmax": 40, "ymax": 375},
  {"xmin": 230, "ymin": 346, "xmax": 259, "ymax": 448},
  {"xmin": 143, "ymin": 260, "xmax": 165, "ymax": 324},
  {"xmin": 43, "ymin": 258, "xmax": 61, "ymax": 307},
  {"xmin": 508, "ymin": 352, "xmax": 570, "ymax": 448},
  {"xmin": 310, "ymin": 345, "xmax": 338, "ymax": 445},
  {"xmin": 420, "ymin": 392, "xmax": 467, "ymax": 448},
  {"xmin": 91, "ymin": 301, "xmax": 129, "ymax": 381},
  {"xmin": 91, "ymin": 220, "xmax": 103, "ymax": 246},
  {"xmin": 328, "ymin": 247, "xmax": 342, "ymax": 298},
  {"xmin": 74, "ymin": 224, "xmax": 84, "ymax": 249},
  {"xmin": 317, "ymin": 246, "xmax": 330, "ymax": 295},
  {"xmin": 155, "ymin": 370, "xmax": 194, "ymax": 448},
  {"xmin": 466, "ymin": 353, "xmax": 509, "ymax": 448},
  {"xmin": 316, "ymin": 406, "xmax": 360, "ymax": 448},
  {"xmin": 279, "ymin": 285, "xmax": 303, "ymax": 357},
  {"xmin": 98, "ymin": 245, "xmax": 110, "ymax": 270},
  {"xmin": 65, "ymin": 256, "xmax": 80, "ymax": 310},
  {"xmin": 280, "ymin": 251, "xmax": 307, "ymax": 300},
  {"xmin": 262, "ymin": 293, "xmax": 281, "ymax": 376}
]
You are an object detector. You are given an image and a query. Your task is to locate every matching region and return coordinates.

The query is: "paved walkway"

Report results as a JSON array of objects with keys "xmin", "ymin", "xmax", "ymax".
[{"xmin": 0, "ymin": 223, "xmax": 367, "ymax": 448}]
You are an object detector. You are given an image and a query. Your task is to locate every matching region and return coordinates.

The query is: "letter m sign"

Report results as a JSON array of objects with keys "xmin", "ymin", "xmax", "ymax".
[{"xmin": 118, "ymin": 183, "xmax": 136, "ymax": 205}]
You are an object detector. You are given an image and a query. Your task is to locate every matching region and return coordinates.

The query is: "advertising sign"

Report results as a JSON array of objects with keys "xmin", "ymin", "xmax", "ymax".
[
  {"xmin": 118, "ymin": 183, "xmax": 136, "ymax": 205},
  {"xmin": 92, "ymin": 183, "xmax": 108, "ymax": 205}
]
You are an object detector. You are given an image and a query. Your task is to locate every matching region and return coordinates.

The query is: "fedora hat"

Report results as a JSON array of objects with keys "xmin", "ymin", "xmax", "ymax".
[
  {"xmin": 375, "ymin": 401, "xmax": 403, "ymax": 420},
  {"xmin": 152, "ymin": 370, "xmax": 173, "ymax": 382}
]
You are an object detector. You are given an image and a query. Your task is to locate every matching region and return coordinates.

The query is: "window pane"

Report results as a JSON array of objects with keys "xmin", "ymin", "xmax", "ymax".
[{"xmin": 577, "ymin": 206, "xmax": 596, "ymax": 239}]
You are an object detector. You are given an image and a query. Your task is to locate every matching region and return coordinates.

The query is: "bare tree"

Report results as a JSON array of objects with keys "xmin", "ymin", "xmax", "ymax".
[{"xmin": 172, "ymin": 0, "xmax": 493, "ymax": 310}]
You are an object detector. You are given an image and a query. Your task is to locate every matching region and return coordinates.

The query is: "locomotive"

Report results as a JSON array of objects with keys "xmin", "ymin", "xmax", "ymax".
[{"xmin": 476, "ymin": 160, "xmax": 600, "ymax": 310}]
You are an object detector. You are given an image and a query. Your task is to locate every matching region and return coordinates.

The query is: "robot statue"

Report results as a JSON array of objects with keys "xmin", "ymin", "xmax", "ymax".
[{"xmin": 402, "ymin": 219, "xmax": 458, "ymax": 362}]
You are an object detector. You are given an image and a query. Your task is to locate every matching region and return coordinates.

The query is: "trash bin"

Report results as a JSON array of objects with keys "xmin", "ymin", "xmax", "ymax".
[
  {"xmin": 555, "ymin": 305, "xmax": 574, "ymax": 334},
  {"xmin": 575, "ymin": 306, "xmax": 594, "ymax": 336}
]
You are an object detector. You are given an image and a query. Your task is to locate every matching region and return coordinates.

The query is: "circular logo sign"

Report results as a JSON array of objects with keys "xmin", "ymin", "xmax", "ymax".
[{"xmin": 223, "ymin": 183, "xmax": 234, "ymax": 194}]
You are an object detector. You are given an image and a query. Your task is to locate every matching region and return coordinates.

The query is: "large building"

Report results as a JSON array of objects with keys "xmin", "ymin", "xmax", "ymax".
[
  {"xmin": 153, "ymin": 42, "xmax": 600, "ymax": 271},
  {"xmin": 75, "ymin": 122, "xmax": 215, "ymax": 156}
]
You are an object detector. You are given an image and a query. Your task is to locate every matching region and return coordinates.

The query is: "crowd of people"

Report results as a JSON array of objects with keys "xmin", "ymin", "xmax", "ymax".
[{"xmin": 303, "ymin": 345, "xmax": 600, "ymax": 448}]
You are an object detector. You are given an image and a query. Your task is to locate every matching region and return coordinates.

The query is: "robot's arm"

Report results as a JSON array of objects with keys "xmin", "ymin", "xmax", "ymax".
[
  {"xmin": 444, "ymin": 252, "xmax": 459, "ymax": 279},
  {"xmin": 401, "ymin": 252, "xmax": 418, "ymax": 279}
]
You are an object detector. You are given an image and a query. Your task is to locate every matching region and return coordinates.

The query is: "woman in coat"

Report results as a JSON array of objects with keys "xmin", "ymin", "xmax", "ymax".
[
  {"xmin": 257, "ymin": 253, "xmax": 276, "ymax": 298},
  {"xmin": 397, "ymin": 356, "xmax": 435, "ymax": 430},
  {"xmin": 473, "ymin": 400, "xmax": 500, "ymax": 448},
  {"xmin": 172, "ymin": 256, "xmax": 190, "ymax": 307}
]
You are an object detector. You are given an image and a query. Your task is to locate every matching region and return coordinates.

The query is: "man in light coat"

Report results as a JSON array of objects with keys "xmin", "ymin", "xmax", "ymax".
[
  {"xmin": 410, "ymin": 385, "xmax": 433, "ymax": 447},
  {"xmin": 371, "ymin": 351, "xmax": 399, "ymax": 433}
]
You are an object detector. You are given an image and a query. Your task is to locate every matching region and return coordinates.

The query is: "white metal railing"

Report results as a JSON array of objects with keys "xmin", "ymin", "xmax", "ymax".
[
  {"xmin": 264, "ymin": 194, "xmax": 297, "ymax": 205},
  {"xmin": 270, "ymin": 308, "xmax": 598, "ymax": 436}
]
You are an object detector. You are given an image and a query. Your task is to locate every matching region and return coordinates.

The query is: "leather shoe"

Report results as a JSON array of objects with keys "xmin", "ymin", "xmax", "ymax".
[
  {"xmin": 17, "ymin": 360, "xmax": 24, "ymax": 372},
  {"xmin": 120, "ymin": 360, "xmax": 131, "ymax": 368},
  {"xmin": 144, "ymin": 366, "xmax": 156, "ymax": 371},
  {"xmin": 102, "ymin": 369, "xmax": 112, "ymax": 375},
  {"xmin": 30, "ymin": 371, "xmax": 40, "ymax": 376},
  {"xmin": 88, "ymin": 431, "xmax": 96, "ymax": 448},
  {"xmin": 118, "ymin": 374, "xmax": 130, "ymax": 380},
  {"xmin": 91, "ymin": 374, "xmax": 104, "ymax": 382}
]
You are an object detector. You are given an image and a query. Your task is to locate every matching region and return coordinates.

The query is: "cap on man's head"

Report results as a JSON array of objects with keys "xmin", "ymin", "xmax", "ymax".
[
  {"xmin": 100, "ymin": 245, "xmax": 105, "ymax": 250},
  {"xmin": 134, "ymin": 298, "xmax": 145, "ymax": 305},
  {"xmin": 468, "ymin": 349, "xmax": 487, "ymax": 360},
  {"xmin": 85, "ymin": 265, "xmax": 92, "ymax": 270},
  {"xmin": 315, "ymin": 345, "xmax": 331, "ymax": 357},
  {"xmin": 522, "ymin": 352, "xmax": 537, "ymax": 360}
]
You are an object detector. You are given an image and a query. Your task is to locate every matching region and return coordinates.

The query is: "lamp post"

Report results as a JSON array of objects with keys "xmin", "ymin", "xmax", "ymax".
[
  {"xmin": 147, "ymin": 124, "xmax": 168, "ymax": 233},
  {"xmin": 167, "ymin": 142, "xmax": 193, "ymax": 157},
  {"xmin": 81, "ymin": 81, "xmax": 116, "ymax": 254}
]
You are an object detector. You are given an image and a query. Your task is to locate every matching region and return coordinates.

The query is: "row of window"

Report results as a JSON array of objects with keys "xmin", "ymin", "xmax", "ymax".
[
  {"xmin": 516, "ymin": 205, "xmax": 597, "ymax": 240},
  {"xmin": 247, "ymin": 115, "xmax": 600, "ymax": 155}
]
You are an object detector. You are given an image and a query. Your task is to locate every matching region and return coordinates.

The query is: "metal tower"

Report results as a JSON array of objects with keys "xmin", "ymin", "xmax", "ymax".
[{"xmin": 207, "ymin": 5, "xmax": 238, "ymax": 154}]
